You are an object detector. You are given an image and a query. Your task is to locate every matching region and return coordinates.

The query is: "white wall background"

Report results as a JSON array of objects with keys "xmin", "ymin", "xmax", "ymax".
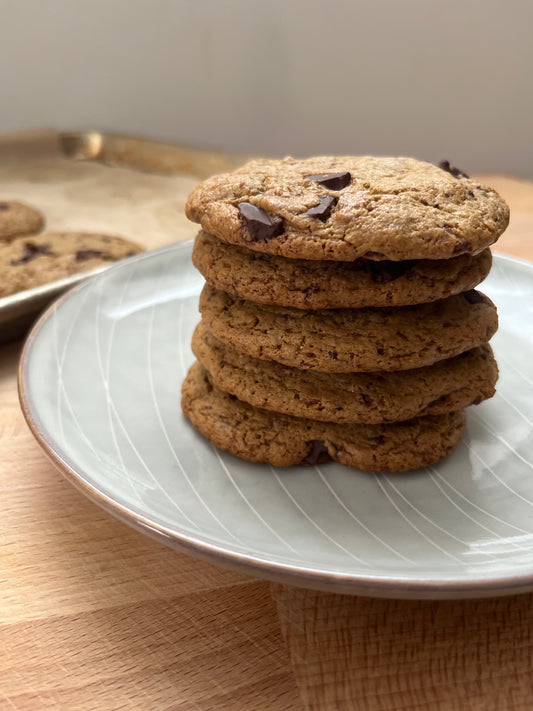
[{"xmin": 1, "ymin": 0, "xmax": 532, "ymax": 176}]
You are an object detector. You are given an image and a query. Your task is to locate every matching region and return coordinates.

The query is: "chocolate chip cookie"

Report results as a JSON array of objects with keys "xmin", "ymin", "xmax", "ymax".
[
  {"xmin": 0, "ymin": 201, "xmax": 44, "ymax": 242},
  {"xmin": 199, "ymin": 284, "xmax": 498, "ymax": 373},
  {"xmin": 0, "ymin": 232, "xmax": 142, "ymax": 298},
  {"xmin": 181, "ymin": 361, "xmax": 467, "ymax": 471},
  {"xmin": 193, "ymin": 231, "xmax": 493, "ymax": 309},
  {"xmin": 192, "ymin": 321, "xmax": 498, "ymax": 424},
  {"xmin": 185, "ymin": 156, "xmax": 509, "ymax": 261}
]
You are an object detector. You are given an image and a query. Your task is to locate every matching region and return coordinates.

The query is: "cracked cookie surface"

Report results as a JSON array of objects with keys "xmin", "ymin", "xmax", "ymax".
[
  {"xmin": 181, "ymin": 361, "xmax": 467, "ymax": 471},
  {"xmin": 192, "ymin": 322, "xmax": 498, "ymax": 424},
  {"xmin": 199, "ymin": 284, "xmax": 498, "ymax": 373},
  {"xmin": 193, "ymin": 231, "xmax": 493, "ymax": 309},
  {"xmin": 186, "ymin": 156, "xmax": 509, "ymax": 261}
]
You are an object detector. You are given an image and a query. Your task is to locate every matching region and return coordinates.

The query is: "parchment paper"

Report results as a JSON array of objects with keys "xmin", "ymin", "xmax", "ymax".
[
  {"xmin": 0, "ymin": 128, "xmax": 248, "ymax": 342},
  {"xmin": 0, "ymin": 129, "xmax": 213, "ymax": 249}
]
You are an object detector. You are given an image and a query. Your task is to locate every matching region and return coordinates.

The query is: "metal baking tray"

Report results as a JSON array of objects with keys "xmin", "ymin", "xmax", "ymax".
[
  {"xmin": 0, "ymin": 265, "xmax": 109, "ymax": 344},
  {"xmin": 0, "ymin": 131, "xmax": 245, "ymax": 344}
]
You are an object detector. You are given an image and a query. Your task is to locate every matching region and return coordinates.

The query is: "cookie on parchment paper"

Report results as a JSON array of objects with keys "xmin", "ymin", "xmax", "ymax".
[
  {"xmin": 0, "ymin": 201, "xmax": 44, "ymax": 242},
  {"xmin": 0, "ymin": 231, "xmax": 142, "ymax": 298}
]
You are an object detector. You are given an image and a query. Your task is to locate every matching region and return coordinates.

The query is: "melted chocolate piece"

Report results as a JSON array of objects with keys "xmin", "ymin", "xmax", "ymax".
[
  {"xmin": 452, "ymin": 238, "xmax": 471, "ymax": 255},
  {"xmin": 302, "ymin": 440, "xmax": 331, "ymax": 466},
  {"xmin": 10, "ymin": 242, "xmax": 51, "ymax": 265},
  {"xmin": 463, "ymin": 290, "xmax": 491, "ymax": 305},
  {"xmin": 75, "ymin": 249, "xmax": 103, "ymax": 261},
  {"xmin": 302, "ymin": 195, "xmax": 336, "ymax": 221},
  {"xmin": 438, "ymin": 160, "xmax": 469, "ymax": 179},
  {"xmin": 426, "ymin": 395, "xmax": 447, "ymax": 409},
  {"xmin": 237, "ymin": 202, "xmax": 284, "ymax": 242},
  {"xmin": 307, "ymin": 171, "xmax": 351, "ymax": 190},
  {"xmin": 0, "ymin": 203, "xmax": 10, "ymax": 211},
  {"xmin": 367, "ymin": 260, "xmax": 416, "ymax": 284}
]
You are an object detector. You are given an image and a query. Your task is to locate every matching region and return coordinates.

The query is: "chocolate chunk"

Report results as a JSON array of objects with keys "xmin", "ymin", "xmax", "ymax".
[
  {"xmin": 237, "ymin": 202, "xmax": 284, "ymax": 242},
  {"xmin": 75, "ymin": 249, "xmax": 103, "ymax": 261},
  {"xmin": 463, "ymin": 290, "xmax": 491, "ymax": 305},
  {"xmin": 307, "ymin": 172, "xmax": 351, "ymax": 190},
  {"xmin": 0, "ymin": 203, "xmax": 10, "ymax": 211},
  {"xmin": 367, "ymin": 260, "xmax": 416, "ymax": 284},
  {"xmin": 302, "ymin": 195, "xmax": 336, "ymax": 221},
  {"xmin": 361, "ymin": 394, "xmax": 374, "ymax": 406},
  {"xmin": 452, "ymin": 239, "xmax": 471, "ymax": 255},
  {"xmin": 10, "ymin": 242, "xmax": 51, "ymax": 265},
  {"xmin": 302, "ymin": 440, "xmax": 331, "ymax": 466},
  {"xmin": 438, "ymin": 160, "xmax": 469, "ymax": 179},
  {"xmin": 471, "ymin": 395, "xmax": 483, "ymax": 405},
  {"xmin": 427, "ymin": 395, "xmax": 447, "ymax": 409}
]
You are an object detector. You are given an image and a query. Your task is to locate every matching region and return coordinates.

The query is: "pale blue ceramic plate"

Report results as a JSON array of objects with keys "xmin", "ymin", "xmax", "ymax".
[{"xmin": 18, "ymin": 243, "xmax": 533, "ymax": 598}]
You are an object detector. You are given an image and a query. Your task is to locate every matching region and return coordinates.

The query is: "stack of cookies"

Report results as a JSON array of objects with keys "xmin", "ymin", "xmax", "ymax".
[{"xmin": 181, "ymin": 157, "xmax": 509, "ymax": 471}]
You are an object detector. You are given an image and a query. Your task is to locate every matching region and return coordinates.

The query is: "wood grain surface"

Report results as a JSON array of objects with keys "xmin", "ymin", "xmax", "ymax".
[
  {"xmin": 1, "ymin": 173, "xmax": 533, "ymax": 710},
  {"xmin": 1, "ymin": 335, "xmax": 302, "ymax": 710}
]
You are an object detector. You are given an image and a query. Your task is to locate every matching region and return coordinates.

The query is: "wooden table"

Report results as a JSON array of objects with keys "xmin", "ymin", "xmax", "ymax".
[{"xmin": 2, "ymin": 175, "xmax": 533, "ymax": 710}]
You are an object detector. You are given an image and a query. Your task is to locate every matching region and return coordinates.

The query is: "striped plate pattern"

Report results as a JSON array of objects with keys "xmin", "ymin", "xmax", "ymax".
[{"xmin": 19, "ymin": 244, "xmax": 533, "ymax": 598}]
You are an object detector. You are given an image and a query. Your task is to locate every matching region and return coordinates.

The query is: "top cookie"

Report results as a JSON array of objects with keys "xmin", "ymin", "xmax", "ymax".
[
  {"xmin": 0, "ymin": 201, "xmax": 44, "ymax": 242},
  {"xmin": 185, "ymin": 156, "xmax": 509, "ymax": 261}
]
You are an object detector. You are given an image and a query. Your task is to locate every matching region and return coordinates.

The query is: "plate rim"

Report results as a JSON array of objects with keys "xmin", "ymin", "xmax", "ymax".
[{"xmin": 17, "ymin": 245, "xmax": 533, "ymax": 600}]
